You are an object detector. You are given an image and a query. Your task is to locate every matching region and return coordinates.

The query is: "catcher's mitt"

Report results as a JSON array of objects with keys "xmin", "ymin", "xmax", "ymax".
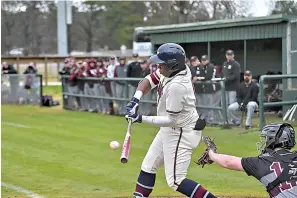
[{"xmin": 195, "ymin": 136, "xmax": 217, "ymax": 168}]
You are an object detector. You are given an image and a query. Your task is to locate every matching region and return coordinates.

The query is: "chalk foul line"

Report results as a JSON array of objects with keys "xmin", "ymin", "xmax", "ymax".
[
  {"xmin": 2, "ymin": 122, "xmax": 31, "ymax": 128},
  {"xmin": 1, "ymin": 182, "xmax": 45, "ymax": 198}
]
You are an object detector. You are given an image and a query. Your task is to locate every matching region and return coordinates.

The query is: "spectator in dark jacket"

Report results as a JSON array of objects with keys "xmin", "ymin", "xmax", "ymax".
[
  {"xmin": 222, "ymin": 50, "xmax": 241, "ymax": 105},
  {"xmin": 2, "ymin": 62, "xmax": 17, "ymax": 74},
  {"xmin": 138, "ymin": 60, "xmax": 152, "ymax": 115},
  {"xmin": 2, "ymin": 62, "xmax": 19, "ymax": 103},
  {"xmin": 114, "ymin": 56, "xmax": 128, "ymax": 115},
  {"xmin": 127, "ymin": 57, "xmax": 142, "ymax": 99},
  {"xmin": 228, "ymin": 70, "xmax": 259, "ymax": 129}
]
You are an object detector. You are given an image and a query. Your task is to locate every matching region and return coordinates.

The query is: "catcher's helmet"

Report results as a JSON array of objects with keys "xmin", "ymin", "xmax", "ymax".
[
  {"xmin": 257, "ymin": 123, "xmax": 295, "ymax": 152},
  {"xmin": 150, "ymin": 43, "xmax": 186, "ymax": 73}
]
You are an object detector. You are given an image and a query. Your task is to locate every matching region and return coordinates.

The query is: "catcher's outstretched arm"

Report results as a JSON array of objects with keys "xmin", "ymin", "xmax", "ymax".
[{"xmin": 208, "ymin": 150, "xmax": 244, "ymax": 171}]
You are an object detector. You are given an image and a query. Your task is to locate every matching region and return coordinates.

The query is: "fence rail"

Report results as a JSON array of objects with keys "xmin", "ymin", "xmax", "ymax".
[
  {"xmin": 1, "ymin": 74, "xmax": 43, "ymax": 106},
  {"xmin": 259, "ymin": 74, "xmax": 297, "ymax": 128},
  {"xmin": 61, "ymin": 75, "xmax": 229, "ymax": 126}
]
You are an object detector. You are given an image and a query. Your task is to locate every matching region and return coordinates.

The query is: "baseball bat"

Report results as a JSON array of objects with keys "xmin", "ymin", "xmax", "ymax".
[{"xmin": 120, "ymin": 120, "xmax": 132, "ymax": 163}]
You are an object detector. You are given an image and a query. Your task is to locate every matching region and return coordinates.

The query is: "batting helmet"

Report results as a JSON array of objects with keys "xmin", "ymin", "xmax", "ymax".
[
  {"xmin": 257, "ymin": 123, "xmax": 296, "ymax": 152},
  {"xmin": 150, "ymin": 43, "xmax": 186, "ymax": 74}
]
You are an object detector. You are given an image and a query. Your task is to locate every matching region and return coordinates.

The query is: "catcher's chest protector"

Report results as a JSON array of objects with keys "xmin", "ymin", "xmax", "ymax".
[{"xmin": 258, "ymin": 150, "xmax": 297, "ymax": 197}]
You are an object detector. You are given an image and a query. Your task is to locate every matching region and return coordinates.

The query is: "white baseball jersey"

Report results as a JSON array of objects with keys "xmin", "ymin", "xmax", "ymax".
[{"xmin": 146, "ymin": 66, "xmax": 198, "ymax": 128}]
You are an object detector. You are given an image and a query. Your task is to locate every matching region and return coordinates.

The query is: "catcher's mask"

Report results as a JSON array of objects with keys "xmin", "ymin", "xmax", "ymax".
[{"xmin": 256, "ymin": 123, "xmax": 295, "ymax": 153}]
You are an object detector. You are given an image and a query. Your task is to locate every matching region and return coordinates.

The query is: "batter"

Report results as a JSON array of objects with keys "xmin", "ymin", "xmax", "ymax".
[{"xmin": 125, "ymin": 43, "xmax": 216, "ymax": 198}]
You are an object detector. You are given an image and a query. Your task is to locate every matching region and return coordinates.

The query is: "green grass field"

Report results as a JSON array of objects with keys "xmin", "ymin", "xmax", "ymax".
[{"xmin": 1, "ymin": 86, "xmax": 295, "ymax": 198}]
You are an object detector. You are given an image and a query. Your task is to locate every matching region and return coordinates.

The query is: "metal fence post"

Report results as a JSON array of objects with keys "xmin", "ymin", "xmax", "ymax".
[
  {"xmin": 220, "ymin": 80, "xmax": 229, "ymax": 128},
  {"xmin": 61, "ymin": 75, "xmax": 66, "ymax": 109},
  {"xmin": 259, "ymin": 75, "xmax": 265, "ymax": 129},
  {"xmin": 39, "ymin": 74, "xmax": 43, "ymax": 107}
]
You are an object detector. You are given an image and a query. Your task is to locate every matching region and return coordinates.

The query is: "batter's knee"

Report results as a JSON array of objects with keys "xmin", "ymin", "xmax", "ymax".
[
  {"xmin": 141, "ymin": 164, "xmax": 157, "ymax": 174},
  {"xmin": 166, "ymin": 174, "xmax": 186, "ymax": 191}
]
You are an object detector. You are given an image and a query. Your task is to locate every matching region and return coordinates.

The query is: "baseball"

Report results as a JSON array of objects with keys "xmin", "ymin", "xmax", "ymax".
[{"xmin": 110, "ymin": 141, "xmax": 120, "ymax": 150}]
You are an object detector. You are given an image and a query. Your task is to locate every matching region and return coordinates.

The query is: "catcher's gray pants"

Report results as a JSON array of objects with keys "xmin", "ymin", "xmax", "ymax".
[
  {"xmin": 141, "ymin": 127, "xmax": 202, "ymax": 190},
  {"xmin": 84, "ymin": 83, "xmax": 97, "ymax": 111},
  {"xmin": 68, "ymin": 85, "xmax": 79, "ymax": 109},
  {"xmin": 228, "ymin": 101, "xmax": 258, "ymax": 126},
  {"xmin": 115, "ymin": 83, "xmax": 127, "ymax": 115},
  {"xmin": 226, "ymin": 91, "xmax": 237, "ymax": 105}
]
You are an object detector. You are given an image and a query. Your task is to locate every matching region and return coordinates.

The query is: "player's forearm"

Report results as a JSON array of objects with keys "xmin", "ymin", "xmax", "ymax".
[
  {"xmin": 135, "ymin": 78, "xmax": 152, "ymax": 98},
  {"xmin": 141, "ymin": 115, "xmax": 176, "ymax": 127},
  {"xmin": 209, "ymin": 150, "xmax": 244, "ymax": 171}
]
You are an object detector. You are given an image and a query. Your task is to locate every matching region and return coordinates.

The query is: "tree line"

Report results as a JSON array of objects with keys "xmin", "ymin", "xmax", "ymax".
[{"xmin": 1, "ymin": 1, "xmax": 296, "ymax": 56}]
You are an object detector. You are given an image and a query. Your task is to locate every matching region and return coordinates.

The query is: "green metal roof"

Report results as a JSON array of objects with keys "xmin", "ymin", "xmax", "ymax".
[{"xmin": 141, "ymin": 14, "xmax": 296, "ymax": 34}]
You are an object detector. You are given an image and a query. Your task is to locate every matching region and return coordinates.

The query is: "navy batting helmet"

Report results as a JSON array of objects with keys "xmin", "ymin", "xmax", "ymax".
[{"xmin": 150, "ymin": 43, "xmax": 186, "ymax": 73}]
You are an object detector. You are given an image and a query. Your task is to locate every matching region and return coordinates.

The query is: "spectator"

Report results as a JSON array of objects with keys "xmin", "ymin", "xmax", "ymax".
[
  {"xmin": 107, "ymin": 56, "xmax": 117, "ymax": 99},
  {"xmin": 76, "ymin": 61, "xmax": 88, "ymax": 111},
  {"xmin": 84, "ymin": 58, "xmax": 98, "ymax": 112},
  {"xmin": 2, "ymin": 62, "xmax": 17, "ymax": 74},
  {"xmin": 189, "ymin": 56, "xmax": 201, "ymax": 78},
  {"xmin": 114, "ymin": 56, "xmax": 128, "ymax": 115},
  {"xmin": 127, "ymin": 56, "xmax": 141, "ymax": 99},
  {"xmin": 138, "ymin": 60, "xmax": 152, "ymax": 115},
  {"xmin": 190, "ymin": 56, "xmax": 205, "ymax": 112},
  {"xmin": 96, "ymin": 59, "xmax": 109, "ymax": 114},
  {"xmin": 67, "ymin": 60, "xmax": 81, "ymax": 110},
  {"xmin": 228, "ymin": 70, "xmax": 259, "ymax": 130},
  {"xmin": 24, "ymin": 62, "xmax": 38, "ymax": 74},
  {"xmin": 1, "ymin": 62, "xmax": 18, "ymax": 103},
  {"xmin": 127, "ymin": 52, "xmax": 139, "ymax": 65},
  {"xmin": 104, "ymin": 58, "xmax": 110, "ymax": 68},
  {"xmin": 200, "ymin": 55, "xmax": 218, "ymax": 123},
  {"xmin": 222, "ymin": 49, "xmax": 241, "ymax": 105},
  {"xmin": 18, "ymin": 62, "xmax": 39, "ymax": 104}
]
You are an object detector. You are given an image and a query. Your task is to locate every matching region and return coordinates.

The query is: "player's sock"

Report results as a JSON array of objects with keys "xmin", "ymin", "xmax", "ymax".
[
  {"xmin": 176, "ymin": 178, "xmax": 216, "ymax": 198},
  {"xmin": 133, "ymin": 170, "xmax": 155, "ymax": 197}
]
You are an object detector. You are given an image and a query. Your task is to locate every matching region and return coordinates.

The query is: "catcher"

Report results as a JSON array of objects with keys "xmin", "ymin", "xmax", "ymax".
[{"xmin": 196, "ymin": 122, "xmax": 297, "ymax": 197}]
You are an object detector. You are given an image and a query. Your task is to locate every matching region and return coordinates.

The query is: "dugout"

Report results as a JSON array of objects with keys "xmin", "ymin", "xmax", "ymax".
[
  {"xmin": 141, "ymin": 14, "xmax": 297, "ymax": 119},
  {"xmin": 141, "ymin": 14, "xmax": 297, "ymax": 77}
]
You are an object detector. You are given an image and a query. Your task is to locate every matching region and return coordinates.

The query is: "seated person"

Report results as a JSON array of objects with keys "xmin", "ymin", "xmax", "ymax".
[{"xmin": 228, "ymin": 70, "xmax": 259, "ymax": 129}]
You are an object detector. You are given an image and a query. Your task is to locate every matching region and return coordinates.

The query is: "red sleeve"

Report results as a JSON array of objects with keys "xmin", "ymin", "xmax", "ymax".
[{"xmin": 149, "ymin": 71, "xmax": 160, "ymax": 85}]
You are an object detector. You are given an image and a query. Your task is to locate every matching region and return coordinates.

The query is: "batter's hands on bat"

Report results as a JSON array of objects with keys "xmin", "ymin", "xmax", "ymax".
[
  {"xmin": 195, "ymin": 136, "xmax": 217, "ymax": 168},
  {"xmin": 126, "ymin": 97, "xmax": 140, "ymax": 115},
  {"xmin": 125, "ymin": 113, "xmax": 142, "ymax": 124}
]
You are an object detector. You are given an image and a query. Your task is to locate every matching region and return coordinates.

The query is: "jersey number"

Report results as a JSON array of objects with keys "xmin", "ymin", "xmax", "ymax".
[{"xmin": 270, "ymin": 162, "xmax": 297, "ymax": 192}]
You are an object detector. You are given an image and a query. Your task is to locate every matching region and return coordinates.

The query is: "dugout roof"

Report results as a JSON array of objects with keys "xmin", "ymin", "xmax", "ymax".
[{"xmin": 141, "ymin": 14, "xmax": 297, "ymax": 44}]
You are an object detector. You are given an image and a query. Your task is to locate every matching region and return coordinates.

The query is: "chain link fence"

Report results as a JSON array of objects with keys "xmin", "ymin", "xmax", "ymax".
[
  {"xmin": 61, "ymin": 76, "xmax": 229, "ymax": 126},
  {"xmin": 1, "ymin": 74, "xmax": 43, "ymax": 105}
]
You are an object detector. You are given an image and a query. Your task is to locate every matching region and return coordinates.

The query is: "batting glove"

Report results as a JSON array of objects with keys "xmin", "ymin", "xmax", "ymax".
[
  {"xmin": 126, "ymin": 97, "xmax": 140, "ymax": 114},
  {"xmin": 125, "ymin": 113, "xmax": 142, "ymax": 123}
]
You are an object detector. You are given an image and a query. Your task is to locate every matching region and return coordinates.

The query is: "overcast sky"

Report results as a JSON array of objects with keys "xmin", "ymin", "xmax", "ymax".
[{"xmin": 251, "ymin": 0, "xmax": 272, "ymax": 17}]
